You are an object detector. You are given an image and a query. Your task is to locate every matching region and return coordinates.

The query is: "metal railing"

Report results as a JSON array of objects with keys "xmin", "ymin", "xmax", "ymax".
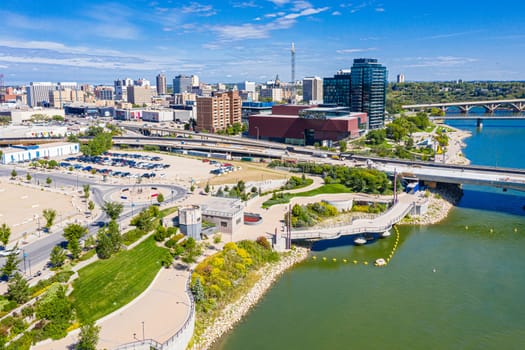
[
  {"xmin": 292, "ymin": 202, "xmax": 415, "ymax": 240},
  {"xmin": 115, "ymin": 272, "xmax": 196, "ymax": 350}
]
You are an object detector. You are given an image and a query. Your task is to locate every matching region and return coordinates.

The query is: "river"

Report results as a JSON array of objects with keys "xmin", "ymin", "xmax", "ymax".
[{"xmin": 211, "ymin": 118, "xmax": 525, "ymax": 350}]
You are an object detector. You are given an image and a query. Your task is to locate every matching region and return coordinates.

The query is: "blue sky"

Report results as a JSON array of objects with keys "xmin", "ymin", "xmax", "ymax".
[{"xmin": 1, "ymin": 0, "xmax": 524, "ymax": 85}]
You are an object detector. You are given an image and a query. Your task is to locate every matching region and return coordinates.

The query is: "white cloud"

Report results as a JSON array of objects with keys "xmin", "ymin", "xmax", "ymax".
[
  {"xmin": 268, "ymin": 0, "xmax": 290, "ymax": 5},
  {"xmin": 337, "ymin": 48, "xmax": 377, "ymax": 54},
  {"xmin": 402, "ymin": 56, "xmax": 478, "ymax": 68},
  {"xmin": 332, "ymin": 11, "xmax": 342, "ymax": 16},
  {"xmin": 375, "ymin": 7, "xmax": 385, "ymax": 12},
  {"xmin": 292, "ymin": 1, "xmax": 312, "ymax": 11},
  {"xmin": 212, "ymin": 5, "xmax": 329, "ymax": 41},
  {"xmin": 181, "ymin": 2, "xmax": 216, "ymax": 16}
]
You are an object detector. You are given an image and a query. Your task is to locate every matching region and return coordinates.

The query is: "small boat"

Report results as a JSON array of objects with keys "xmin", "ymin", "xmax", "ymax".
[
  {"xmin": 354, "ymin": 237, "xmax": 366, "ymax": 245},
  {"xmin": 380, "ymin": 230, "xmax": 391, "ymax": 238},
  {"xmin": 374, "ymin": 258, "xmax": 387, "ymax": 266}
]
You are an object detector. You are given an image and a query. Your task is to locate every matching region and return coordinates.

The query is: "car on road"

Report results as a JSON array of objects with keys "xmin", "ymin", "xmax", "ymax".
[{"xmin": 0, "ymin": 248, "xmax": 21, "ymax": 257}]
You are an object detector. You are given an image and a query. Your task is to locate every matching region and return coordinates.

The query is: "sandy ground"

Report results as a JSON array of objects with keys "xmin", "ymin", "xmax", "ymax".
[
  {"xmin": 204, "ymin": 160, "xmax": 289, "ymax": 187},
  {"xmin": 0, "ymin": 179, "xmax": 82, "ymax": 245}
]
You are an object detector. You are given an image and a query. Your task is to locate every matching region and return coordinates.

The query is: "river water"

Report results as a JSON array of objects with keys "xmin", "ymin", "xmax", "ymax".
[{"xmin": 212, "ymin": 119, "xmax": 525, "ymax": 350}]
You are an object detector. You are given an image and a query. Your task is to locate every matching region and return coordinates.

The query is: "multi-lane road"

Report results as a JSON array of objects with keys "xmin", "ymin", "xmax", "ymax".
[{"xmin": 0, "ymin": 167, "xmax": 186, "ymax": 274}]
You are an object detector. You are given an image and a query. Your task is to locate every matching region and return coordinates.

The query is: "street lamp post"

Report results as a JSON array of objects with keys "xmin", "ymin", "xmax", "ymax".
[{"xmin": 142, "ymin": 321, "xmax": 145, "ymax": 341}]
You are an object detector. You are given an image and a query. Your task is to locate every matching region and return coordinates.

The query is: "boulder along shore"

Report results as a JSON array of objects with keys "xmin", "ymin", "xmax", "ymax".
[{"xmin": 192, "ymin": 247, "xmax": 309, "ymax": 350}]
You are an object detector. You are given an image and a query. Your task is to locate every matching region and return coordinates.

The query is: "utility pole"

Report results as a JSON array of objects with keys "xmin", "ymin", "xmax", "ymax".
[{"xmin": 291, "ymin": 42, "xmax": 296, "ymax": 103}]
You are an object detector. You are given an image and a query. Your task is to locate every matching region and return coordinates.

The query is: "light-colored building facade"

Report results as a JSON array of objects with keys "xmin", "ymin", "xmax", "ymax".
[
  {"xmin": 1, "ymin": 142, "xmax": 79, "ymax": 165},
  {"xmin": 201, "ymin": 197, "xmax": 244, "ymax": 235},
  {"xmin": 303, "ymin": 76, "xmax": 323, "ymax": 104},
  {"xmin": 397, "ymin": 73, "xmax": 405, "ymax": 83},
  {"xmin": 114, "ymin": 78, "xmax": 133, "ymax": 101},
  {"xmin": 196, "ymin": 90, "xmax": 241, "ymax": 132},
  {"xmin": 142, "ymin": 110, "xmax": 174, "ymax": 123},
  {"xmin": 259, "ymin": 87, "xmax": 283, "ymax": 102},
  {"xmin": 127, "ymin": 86, "xmax": 153, "ymax": 106},
  {"xmin": 26, "ymin": 82, "xmax": 55, "ymax": 107},
  {"xmin": 179, "ymin": 205, "xmax": 202, "ymax": 241}
]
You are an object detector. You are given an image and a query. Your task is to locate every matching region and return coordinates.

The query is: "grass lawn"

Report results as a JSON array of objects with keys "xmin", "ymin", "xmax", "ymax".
[
  {"xmin": 70, "ymin": 236, "xmax": 167, "ymax": 323},
  {"xmin": 262, "ymin": 184, "xmax": 352, "ymax": 208}
]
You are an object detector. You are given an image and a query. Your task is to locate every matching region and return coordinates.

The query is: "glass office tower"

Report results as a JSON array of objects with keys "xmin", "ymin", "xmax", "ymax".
[{"xmin": 350, "ymin": 58, "xmax": 387, "ymax": 129}]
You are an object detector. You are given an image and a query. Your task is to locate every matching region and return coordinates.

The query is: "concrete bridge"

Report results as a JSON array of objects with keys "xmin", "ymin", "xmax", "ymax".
[
  {"xmin": 402, "ymin": 99, "xmax": 525, "ymax": 113},
  {"xmin": 291, "ymin": 194, "xmax": 416, "ymax": 240}
]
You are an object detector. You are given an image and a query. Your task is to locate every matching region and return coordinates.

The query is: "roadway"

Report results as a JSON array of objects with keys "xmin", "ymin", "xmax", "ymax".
[{"xmin": 0, "ymin": 166, "xmax": 186, "ymax": 274}]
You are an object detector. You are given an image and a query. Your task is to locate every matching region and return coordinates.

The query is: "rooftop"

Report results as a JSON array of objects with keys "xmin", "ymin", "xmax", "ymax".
[{"xmin": 201, "ymin": 197, "xmax": 244, "ymax": 217}]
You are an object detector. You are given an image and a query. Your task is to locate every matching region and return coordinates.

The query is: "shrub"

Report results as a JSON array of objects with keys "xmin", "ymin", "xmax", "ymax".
[{"xmin": 256, "ymin": 236, "xmax": 271, "ymax": 250}]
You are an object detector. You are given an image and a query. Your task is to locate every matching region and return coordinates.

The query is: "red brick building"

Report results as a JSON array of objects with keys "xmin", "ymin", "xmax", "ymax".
[
  {"xmin": 196, "ymin": 91, "xmax": 241, "ymax": 133},
  {"xmin": 248, "ymin": 105, "xmax": 366, "ymax": 145}
]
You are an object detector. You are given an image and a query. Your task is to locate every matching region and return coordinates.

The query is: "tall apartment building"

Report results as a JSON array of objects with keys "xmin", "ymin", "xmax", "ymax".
[
  {"xmin": 156, "ymin": 73, "xmax": 167, "ymax": 95},
  {"xmin": 323, "ymin": 70, "xmax": 352, "ymax": 107},
  {"xmin": 397, "ymin": 73, "xmax": 405, "ymax": 83},
  {"xmin": 173, "ymin": 75, "xmax": 193, "ymax": 94},
  {"xmin": 302, "ymin": 77, "xmax": 323, "ymax": 104},
  {"xmin": 196, "ymin": 90, "xmax": 241, "ymax": 133},
  {"xmin": 127, "ymin": 85, "xmax": 153, "ymax": 105},
  {"xmin": 94, "ymin": 86, "xmax": 115, "ymax": 100},
  {"xmin": 350, "ymin": 58, "xmax": 387, "ymax": 129},
  {"xmin": 26, "ymin": 82, "xmax": 55, "ymax": 107},
  {"xmin": 114, "ymin": 78, "xmax": 133, "ymax": 101}
]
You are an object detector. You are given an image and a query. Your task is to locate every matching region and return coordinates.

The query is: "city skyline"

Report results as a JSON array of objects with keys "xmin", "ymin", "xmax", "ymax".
[{"xmin": 0, "ymin": 0, "xmax": 524, "ymax": 84}]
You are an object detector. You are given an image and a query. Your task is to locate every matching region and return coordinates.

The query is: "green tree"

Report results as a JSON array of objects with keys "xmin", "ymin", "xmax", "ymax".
[
  {"xmin": 50, "ymin": 246, "xmax": 67, "ymax": 268},
  {"xmin": 10, "ymin": 169, "xmax": 17, "ymax": 178},
  {"xmin": 26, "ymin": 173, "xmax": 32, "ymax": 182},
  {"xmin": 36, "ymin": 285, "xmax": 73, "ymax": 339},
  {"xmin": 0, "ymin": 223, "xmax": 11, "ymax": 246},
  {"xmin": 77, "ymin": 322, "xmax": 100, "ymax": 350},
  {"xmin": 366, "ymin": 129, "xmax": 386, "ymax": 145},
  {"xmin": 46, "ymin": 176, "xmax": 52, "ymax": 186},
  {"xmin": 204, "ymin": 183, "xmax": 210, "ymax": 194},
  {"xmin": 157, "ymin": 193, "xmax": 165, "ymax": 204},
  {"xmin": 95, "ymin": 230, "xmax": 113, "ymax": 259},
  {"xmin": 88, "ymin": 200, "xmax": 95, "ymax": 211},
  {"xmin": 107, "ymin": 220, "xmax": 122, "ymax": 253},
  {"xmin": 52, "ymin": 115, "xmax": 65, "ymax": 122},
  {"xmin": 2, "ymin": 247, "xmax": 20, "ymax": 280},
  {"xmin": 42, "ymin": 208, "xmax": 57, "ymax": 230},
  {"xmin": 7, "ymin": 272, "xmax": 30, "ymax": 304},
  {"xmin": 339, "ymin": 141, "xmax": 347, "ymax": 153},
  {"xmin": 101, "ymin": 201, "xmax": 124, "ymax": 221},
  {"xmin": 191, "ymin": 277, "xmax": 205, "ymax": 302},
  {"xmin": 63, "ymin": 223, "xmax": 87, "ymax": 259},
  {"xmin": 190, "ymin": 184, "xmax": 195, "ymax": 192},
  {"xmin": 83, "ymin": 184, "xmax": 91, "ymax": 199},
  {"xmin": 48, "ymin": 160, "xmax": 58, "ymax": 168}
]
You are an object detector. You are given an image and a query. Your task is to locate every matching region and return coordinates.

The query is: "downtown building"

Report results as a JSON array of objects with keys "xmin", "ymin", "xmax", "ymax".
[
  {"xmin": 303, "ymin": 76, "xmax": 323, "ymax": 104},
  {"xmin": 173, "ymin": 75, "xmax": 194, "ymax": 94},
  {"xmin": 350, "ymin": 58, "xmax": 388, "ymax": 129},
  {"xmin": 323, "ymin": 58, "xmax": 387, "ymax": 129},
  {"xmin": 196, "ymin": 90, "xmax": 241, "ymax": 133},
  {"xmin": 156, "ymin": 73, "xmax": 167, "ymax": 95}
]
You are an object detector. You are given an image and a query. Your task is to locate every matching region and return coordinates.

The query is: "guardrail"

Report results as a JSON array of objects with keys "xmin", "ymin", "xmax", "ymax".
[
  {"xmin": 115, "ymin": 271, "xmax": 196, "ymax": 350},
  {"xmin": 292, "ymin": 202, "xmax": 415, "ymax": 240}
]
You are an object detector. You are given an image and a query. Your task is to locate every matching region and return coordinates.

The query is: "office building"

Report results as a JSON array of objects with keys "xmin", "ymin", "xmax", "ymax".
[
  {"xmin": 397, "ymin": 74, "xmax": 405, "ymax": 83},
  {"xmin": 26, "ymin": 82, "xmax": 55, "ymax": 107},
  {"xmin": 127, "ymin": 85, "xmax": 153, "ymax": 105},
  {"xmin": 134, "ymin": 78, "xmax": 150, "ymax": 87},
  {"xmin": 156, "ymin": 73, "xmax": 167, "ymax": 95},
  {"xmin": 248, "ymin": 104, "xmax": 366, "ymax": 145},
  {"xmin": 350, "ymin": 58, "xmax": 387, "ymax": 129},
  {"xmin": 196, "ymin": 90, "xmax": 241, "ymax": 133},
  {"xmin": 259, "ymin": 87, "xmax": 283, "ymax": 102},
  {"xmin": 303, "ymin": 77, "xmax": 323, "ymax": 104},
  {"xmin": 323, "ymin": 70, "xmax": 352, "ymax": 107},
  {"xmin": 114, "ymin": 78, "xmax": 133, "ymax": 101},
  {"xmin": 49, "ymin": 88, "xmax": 86, "ymax": 108},
  {"xmin": 173, "ymin": 75, "xmax": 193, "ymax": 94},
  {"xmin": 94, "ymin": 86, "xmax": 115, "ymax": 101}
]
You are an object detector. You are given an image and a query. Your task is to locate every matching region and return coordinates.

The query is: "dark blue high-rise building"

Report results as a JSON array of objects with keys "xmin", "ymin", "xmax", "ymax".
[
  {"xmin": 350, "ymin": 58, "xmax": 387, "ymax": 129},
  {"xmin": 322, "ymin": 70, "xmax": 352, "ymax": 107},
  {"xmin": 173, "ymin": 75, "xmax": 193, "ymax": 94}
]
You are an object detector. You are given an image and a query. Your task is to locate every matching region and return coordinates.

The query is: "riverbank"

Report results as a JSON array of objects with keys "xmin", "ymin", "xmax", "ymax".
[{"xmin": 191, "ymin": 247, "xmax": 309, "ymax": 350}]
